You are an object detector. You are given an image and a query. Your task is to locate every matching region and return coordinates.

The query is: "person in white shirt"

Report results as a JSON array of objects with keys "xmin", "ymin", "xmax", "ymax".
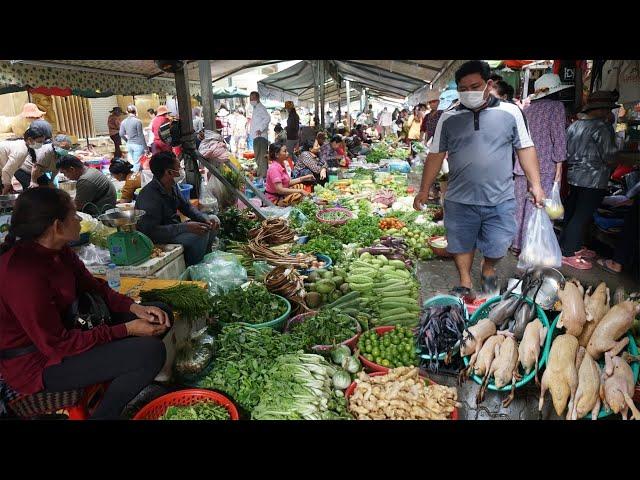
[
  {"xmin": 229, "ymin": 108, "xmax": 248, "ymax": 155},
  {"xmin": 0, "ymin": 128, "xmax": 47, "ymax": 194},
  {"xmin": 248, "ymin": 92, "xmax": 271, "ymax": 178},
  {"xmin": 378, "ymin": 107, "xmax": 393, "ymax": 137}
]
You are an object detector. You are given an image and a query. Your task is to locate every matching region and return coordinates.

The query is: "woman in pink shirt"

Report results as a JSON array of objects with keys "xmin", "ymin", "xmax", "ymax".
[{"xmin": 264, "ymin": 143, "xmax": 312, "ymax": 206}]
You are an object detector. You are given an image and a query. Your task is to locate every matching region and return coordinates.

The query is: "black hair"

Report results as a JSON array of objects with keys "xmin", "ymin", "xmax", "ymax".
[
  {"xmin": 495, "ymin": 81, "xmax": 515, "ymax": 101},
  {"xmin": 455, "ymin": 60, "xmax": 492, "ymax": 84},
  {"xmin": 489, "ymin": 73, "xmax": 503, "ymax": 82},
  {"xmin": 268, "ymin": 142, "xmax": 286, "ymax": 161},
  {"xmin": 300, "ymin": 139, "xmax": 315, "ymax": 152},
  {"xmin": 149, "ymin": 151, "xmax": 177, "ymax": 178},
  {"xmin": 23, "ymin": 127, "xmax": 44, "ymax": 165},
  {"xmin": 109, "ymin": 158, "xmax": 134, "ymax": 175},
  {"xmin": 330, "ymin": 135, "xmax": 342, "ymax": 144},
  {"xmin": 147, "ymin": 108, "xmax": 156, "ymax": 115},
  {"xmin": 337, "ymin": 127, "xmax": 346, "ymax": 135},
  {"xmin": 0, "ymin": 188, "xmax": 73, "ymax": 255},
  {"xmin": 56, "ymin": 154, "xmax": 84, "ymax": 170},
  {"xmin": 274, "ymin": 123, "xmax": 283, "ymax": 133}
]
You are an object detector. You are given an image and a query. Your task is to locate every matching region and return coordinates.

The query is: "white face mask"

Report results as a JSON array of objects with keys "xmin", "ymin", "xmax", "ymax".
[{"xmin": 459, "ymin": 83, "xmax": 489, "ymax": 110}]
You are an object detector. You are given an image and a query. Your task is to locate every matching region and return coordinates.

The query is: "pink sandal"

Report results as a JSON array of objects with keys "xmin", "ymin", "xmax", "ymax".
[
  {"xmin": 562, "ymin": 255, "xmax": 593, "ymax": 270},
  {"xmin": 575, "ymin": 248, "xmax": 596, "ymax": 259}
]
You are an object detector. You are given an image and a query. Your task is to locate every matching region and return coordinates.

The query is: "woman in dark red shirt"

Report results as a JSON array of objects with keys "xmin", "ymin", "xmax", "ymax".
[{"xmin": 0, "ymin": 188, "xmax": 172, "ymax": 419}]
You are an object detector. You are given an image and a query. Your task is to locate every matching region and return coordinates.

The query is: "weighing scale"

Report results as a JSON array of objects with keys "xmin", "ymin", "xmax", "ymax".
[{"xmin": 97, "ymin": 209, "xmax": 154, "ymax": 266}]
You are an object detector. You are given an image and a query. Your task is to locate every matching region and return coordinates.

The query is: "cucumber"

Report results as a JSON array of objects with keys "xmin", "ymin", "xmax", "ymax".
[
  {"xmin": 349, "ymin": 283, "xmax": 374, "ymax": 293},
  {"xmin": 379, "ymin": 307, "xmax": 409, "ymax": 317},
  {"xmin": 380, "ymin": 290, "xmax": 414, "ymax": 298},
  {"xmin": 347, "ymin": 274, "xmax": 375, "ymax": 285},
  {"xmin": 382, "ymin": 269, "xmax": 411, "ymax": 279},
  {"xmin": 388, "ymin": 260, "xmax": 408, "ymax": 270},
  {"xmin": 327, "ymin": 291, "xmax": 360, "ymax": 309}
]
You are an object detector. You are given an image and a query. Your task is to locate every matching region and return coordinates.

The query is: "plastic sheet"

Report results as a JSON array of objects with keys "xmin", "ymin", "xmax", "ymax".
[
  {"xmin": 260, "ymin": 206, "xmax": 293, "ymax": 219},
  {"xmin": 517, "ymin": 208, "xmax": 562, "ymax": 270},
  {"xmin": 181, "ymin": 251, "xmax": 247, "ymax": 295}
]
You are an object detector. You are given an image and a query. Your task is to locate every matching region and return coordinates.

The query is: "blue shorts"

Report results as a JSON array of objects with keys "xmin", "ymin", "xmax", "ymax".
[{"xmin": 444, "ymin": 199, "xmax": 516, "ymax": 258}]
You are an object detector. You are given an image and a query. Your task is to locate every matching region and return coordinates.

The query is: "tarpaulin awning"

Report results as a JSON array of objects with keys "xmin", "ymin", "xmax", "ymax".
[{"xmin": 211, "ymin": 86, "xmax": 249, "ymax": 99}]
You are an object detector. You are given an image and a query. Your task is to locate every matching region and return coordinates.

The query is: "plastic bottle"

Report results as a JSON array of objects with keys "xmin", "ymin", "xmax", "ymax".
[{"xmin": 106, "ymin": 263, "xmax": 121, "ymax": 290}]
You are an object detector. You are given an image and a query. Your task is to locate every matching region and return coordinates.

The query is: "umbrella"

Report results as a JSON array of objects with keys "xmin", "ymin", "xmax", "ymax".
[{"xmin": 211, "ymin": 86, "xmax": 250, "ymax": 99}]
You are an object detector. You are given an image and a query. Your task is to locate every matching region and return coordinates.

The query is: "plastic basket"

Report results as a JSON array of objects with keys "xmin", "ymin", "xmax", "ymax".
[
  {"xmin": 179, "ymin": 183, "xmax": 193, "ymax": 202},
  {"xmin": 216, "ymin": 295, "xmax": 291, "ymax": 330},
  {"xmin": 419, "ymin": 295, "xmax": 469, "ymax": 361},
  {"xmin": 297, "ymin": 253, "xmax": 333, "ymax": 276},
  {"xmin": 283, "ymin": 311, "xmax": 362, "ymax": 352},
  {"xmin": 133, "ymin": 389, "xmax": 239, "ymax": 420},
  {"xmin": 316, "ymin": 207, "xmax": 354, "ymax": 226},
  {"xmin": 357, "ymin": 326, "xmax": 421, "ymax": 373},
  {"xmin": 462, "ymin": 294, "xmax": 550, "ymax": 392},
  {"xmin": 543, "ymin": 312, "xmax": 639, "ymax": 419},
  {"xmin": 345, "ymin": 371, "xmax": 459, "ymax": 420}
]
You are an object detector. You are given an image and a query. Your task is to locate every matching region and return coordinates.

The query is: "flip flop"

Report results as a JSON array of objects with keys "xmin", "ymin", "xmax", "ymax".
[
  {"xmin": 450, "ymin": 286, "xmax": 477, "ymax": 302},
  {"xmin": 562, "ymin": 255, "xmax": 593, "ymax": 270},
  {"xmin": 596, "ymin": 258, "xmax": 622, "ymax": 275},
  {"xmin": 575, "ymin": 248, "xmax": 597, "ymax": 259}
]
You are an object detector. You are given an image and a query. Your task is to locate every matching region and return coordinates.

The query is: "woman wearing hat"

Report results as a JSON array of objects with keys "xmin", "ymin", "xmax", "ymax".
[
  {"xmin": 512, "ymin": 73, "xmax": 570, "ymax": 256},
  {"xmin": 17, "ymin": 103, "xmax": 52, "ymax": 139},
  {"xmin": 559, "ymin": 90, "xmax": 621, "ymax": 269},
  {"xmin": 150, "ymin": 106, "xmax": 173, "ymax": 155}
]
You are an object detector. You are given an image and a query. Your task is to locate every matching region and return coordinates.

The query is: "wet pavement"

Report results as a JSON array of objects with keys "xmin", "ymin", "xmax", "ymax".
[{"xmin": 415, "ymin": 254, "xmax": 639, "ymax": 420}]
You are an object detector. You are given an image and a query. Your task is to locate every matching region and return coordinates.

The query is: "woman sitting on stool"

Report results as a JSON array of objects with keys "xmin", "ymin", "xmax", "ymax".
[{"xmin": 0, "ymin": 188, "xmax": 172, "ymax": 419}]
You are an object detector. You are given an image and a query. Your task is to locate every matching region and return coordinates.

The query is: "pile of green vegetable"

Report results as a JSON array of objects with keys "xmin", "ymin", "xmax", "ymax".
[
  {"xmin": 365, "ymin": 143, "xmax": 390, "ymax": 163},
  {"xmin": 346, "ymin": 252, "xmax": 421, "ymax": 327},
  {"xmin": 216, "ymin": 207, "xmax": 259, "ymax": 242},
  {"xmin": 251, "ymin": 353, "xmax": 352, "ymax": 420},
  {"xmin": 140, "ymin": 284, "xmax": 213, "ymax": 320},
  {"xmin": 198, "ymin": 324, "xmax": 305, "ymax": 411},
  {"xmin": 160, "ymin": 402, "xmax": 230, "ymax": 420},
  {"xmin": 211, "ymin": 283, "xmax": 287, "ymax": 325},
  {"xmin": 290, "ymin": 235, "xmax": 344, "ymax": 265},
  {"xmin": 359, "ymin": 327, "xmax": 419, "ymax": 369},
  {"xmin": 288, "ymin": 307, "xmax": 359, "ymax": 349},
  {"xmin": 295, "ymin": 199, "xmax": 319, "ymax": 218}
]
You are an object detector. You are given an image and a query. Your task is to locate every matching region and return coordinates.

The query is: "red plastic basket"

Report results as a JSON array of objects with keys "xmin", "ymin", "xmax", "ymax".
[
  {"xmin": 345, "ymin": 371, "xmax": 459, "ymax": 420},
  {"xmin": 284, "ymin": 311, "xmax": 362, "ymax": 352},
  {"xmin": 133, "ymin": 389, "xmax": 239, "ymax": 420},
  {"xmin": 357, "ymin": 326, "xmax": 398, "ymax": 373},
  {"xmin": 316, "ymin": 207, "xmax": 354, "ymax": 226}
]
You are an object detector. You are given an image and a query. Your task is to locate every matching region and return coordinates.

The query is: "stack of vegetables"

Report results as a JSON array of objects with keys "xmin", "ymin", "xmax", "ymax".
[
  {"xmin": 210, "ymin": 283, "xmax": 288, "ymax": 325},
  {"xmin": 345, "ymin": 251, "xmax": 421, "ymax": 327}
]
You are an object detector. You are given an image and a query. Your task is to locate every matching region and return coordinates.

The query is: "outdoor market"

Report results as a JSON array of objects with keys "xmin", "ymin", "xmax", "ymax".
[{"xmin": 0, "ymin": 59, "xmax": 639, "ymax": 421}]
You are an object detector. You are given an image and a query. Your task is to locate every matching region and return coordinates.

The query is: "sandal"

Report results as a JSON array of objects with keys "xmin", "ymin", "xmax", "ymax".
[
  {"xmin": 575, "ymin": 248, "xmax": 597, "ymax": 259},
  {"xmin": 480, "ymin": 275, "xmax": 500, "ymax": 296},
  {"xmin": 450, "ymin": 286, "xmax": 477, "ymax": 302},
  {"xmin": 596, "ymin": 258, "xmax": 622, "ymax": 275},
  {"xmin": 561, "ymin": 255, "xmax": 593, "ymax": 270}
]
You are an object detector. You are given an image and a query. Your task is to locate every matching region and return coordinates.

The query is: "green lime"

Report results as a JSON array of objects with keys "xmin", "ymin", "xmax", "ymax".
[{"xmin": 381, "ymin": 359, "xmax": 391, "ymax": 367}]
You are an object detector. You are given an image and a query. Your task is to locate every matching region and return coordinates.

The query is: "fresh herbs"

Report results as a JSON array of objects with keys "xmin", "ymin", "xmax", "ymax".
[
  {"xmin": 295, "ymin": 199, "xmax": 319, "ymax": 218},
  {"xmin": 290, "ymin": 235, "xmax": 345, "ymax": 265},
  {"xmin": 334, "ymin": 215, "xmax": 383, "ymax": 247},
  {"xmin": 216, "ymin": 208, "xmax": 259, "ymax": 242},
  {"xmin": 288, "ymin": 308, "xmax": 359, "ymax": 349},
  {"xmin": 211, "ymin": 283, "xmax": 287, "ymax": 325},
  {"xmin": 160, "ymin": 402, "xmax": 230, "ymax": 420},
  {"xmin": 139, "ymin": 284, "xmax": 213, "ymax": 320}
]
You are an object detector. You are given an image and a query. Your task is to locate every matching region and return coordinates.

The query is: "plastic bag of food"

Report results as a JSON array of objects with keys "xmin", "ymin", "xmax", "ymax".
[
  {"xmin": 260, "ymin": 206, "xmax": 293, "ymax": 219},
  {"xmin": 517, "ymin": 208, "xmax": 562, "ymax": 270},
  {"xmin": 174, "ymin": 327, "xmax": 215, "ymax": 379},
  {"xmin": 76, "ymin": 244, "xmax": 111, "ymax": 266},
  {"xmin": 199, "ymin": 178, "xmax": 219, "ymax": 214},
  {"xmin": 543, "ymin": 181, "xmax": 564, "ymax": 220},
  {"xmin": 181, "ymin": 251, "xmax": 247, "ymax": 295},
  {"xmin": 253, "ymin": 261, "xmax": 274, "ymax": 282}
]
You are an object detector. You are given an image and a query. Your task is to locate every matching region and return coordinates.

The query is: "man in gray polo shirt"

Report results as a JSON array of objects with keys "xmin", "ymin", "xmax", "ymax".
[{"xmin": 414, "ymin": 60, "xmax": 545, "ymax": 298}]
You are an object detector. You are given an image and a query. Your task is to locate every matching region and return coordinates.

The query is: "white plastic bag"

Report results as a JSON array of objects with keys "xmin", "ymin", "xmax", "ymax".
[
  {"xmin": 76, "ymin": 244, "xmax": 111, "ymax": 266},
  {"xmin": 544, "ymin": 181, "xmax": 564, "ymax": 220},
  {"xmin": 517, "ymin": 208, "xmax": 562, "ymax": 270},
  {"xmin": 141, "ymin": 169, "xmax": 153, "ymax": 188}
]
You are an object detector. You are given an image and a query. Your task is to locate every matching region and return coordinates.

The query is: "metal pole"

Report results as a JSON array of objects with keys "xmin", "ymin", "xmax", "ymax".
[
  {"xmin": 346, "ymin": 80, "xmax": 351, "ymax": 130},
  {"xmin": 320, "ymin": 61, "xmax": 326, "ymax": 131},
  {"xmin": 174, "ymin": 64, "xmax": 201, "ymax": 198},
  {"xmin": 313, "ymin": 61, "xmax": 319, "ymax": 128},
  {"xmin": 574, "ymin": 61, "xmax": 583, "ymax": 113},
  {"xmin": 336, "ymin": 77, "xmax": 342, "ymax": 134},
  {"xmin": 199, "ymin": 60, "xmax": 215, "ymax": 131}
]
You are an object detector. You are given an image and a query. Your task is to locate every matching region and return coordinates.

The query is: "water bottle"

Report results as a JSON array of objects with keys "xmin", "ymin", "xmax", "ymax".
[{"xmin": 106, "ymin": 263, "xmax": 121, "ymax": 290}]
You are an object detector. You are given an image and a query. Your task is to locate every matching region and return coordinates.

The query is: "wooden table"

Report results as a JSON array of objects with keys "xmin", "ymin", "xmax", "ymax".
[{"xmin": 94, "ymin": 275, "xmax": 207, "ymax": 300}]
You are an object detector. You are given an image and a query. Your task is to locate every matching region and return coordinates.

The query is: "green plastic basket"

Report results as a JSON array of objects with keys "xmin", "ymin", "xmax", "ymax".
[
  {"xmin": 216, "ymin": 295, "xmax": 291, "ymax": 331},
  {"xmin": 462, "ymin": 294, "xmax": 550, "ymax": 392},
  {"xmin": 544, "ymin": 312, "xmax": 639, "ymax": 419},
  {"xmin": 418, "ymin": 294, "xmax": 469, "ymax": 361}
]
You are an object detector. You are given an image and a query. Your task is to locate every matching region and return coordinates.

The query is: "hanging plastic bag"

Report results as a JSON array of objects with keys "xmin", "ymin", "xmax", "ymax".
[
  {"xmin": 199, "ymin": 177, "xmax": 219, "ymax": 214},
  {"xmin": 140, "ymin": 169, "xmax": 153, "ymax": 188},
  {"xmin": 76, "ymin": 244, "xmax": 112, "ymax": 266},
  {"xmin": 544, "ymin": 181, "xmax": 564, "ymax": 220},
  {"xmin": 517, "ymin": 208, "xmax": 562, "ymax": 270}
]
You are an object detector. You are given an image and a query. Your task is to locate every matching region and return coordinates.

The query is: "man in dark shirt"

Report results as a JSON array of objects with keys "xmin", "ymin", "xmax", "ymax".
[{"xmin": 135, "ymin": 152, "xmax": 220, "ymax": 266}]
